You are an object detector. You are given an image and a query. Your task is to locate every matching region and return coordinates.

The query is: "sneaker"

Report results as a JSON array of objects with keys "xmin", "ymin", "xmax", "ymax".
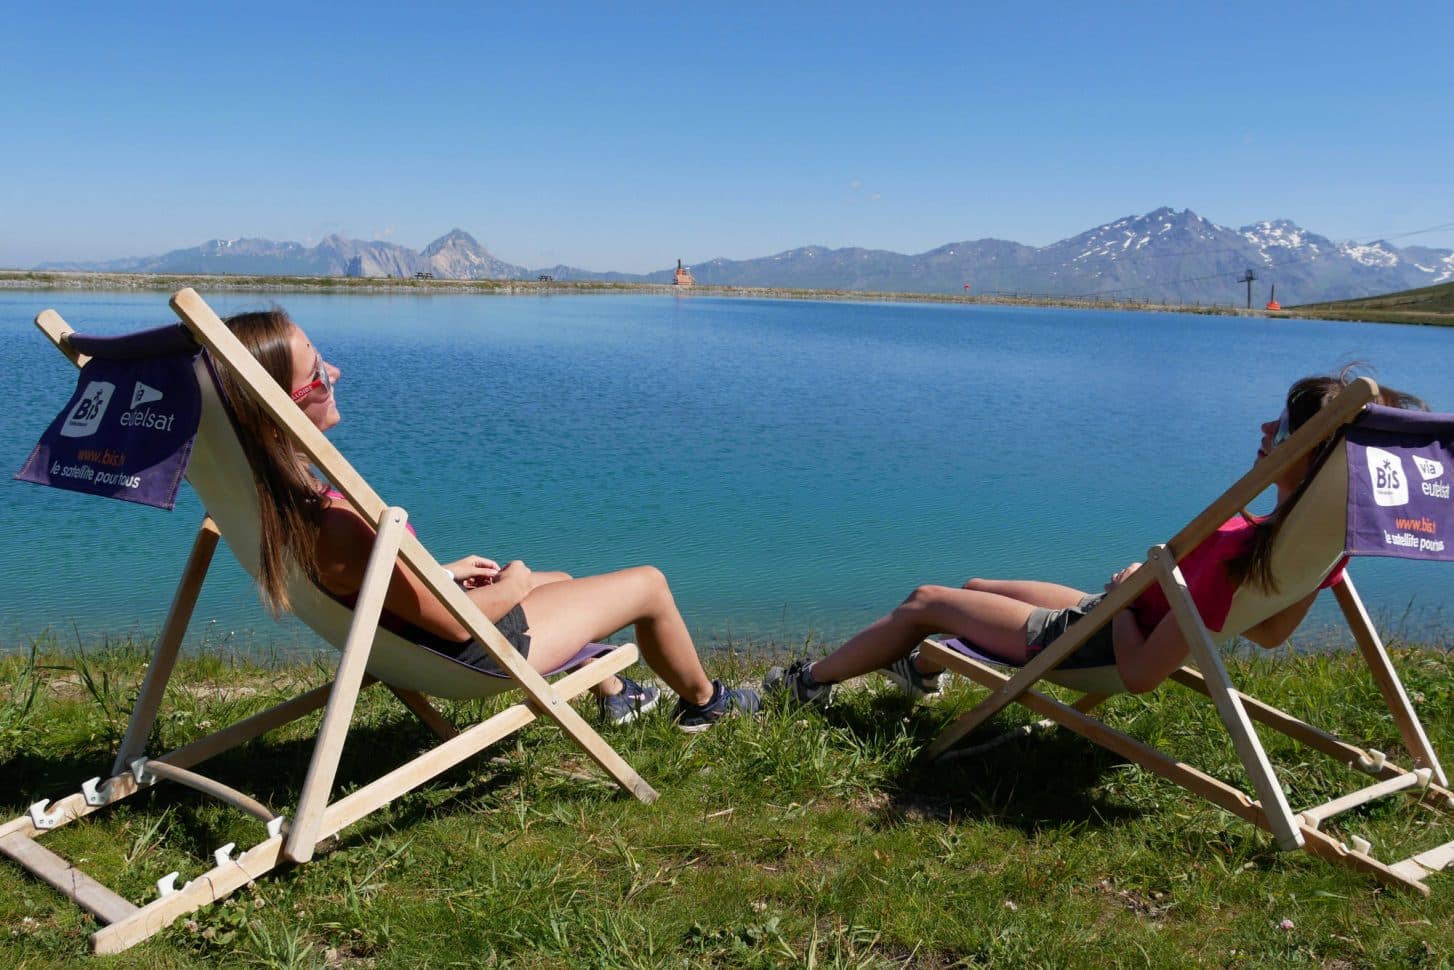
[
  {"xmin": 763, "ymin": 658, "xmax": 833, "ymax": 708},
  {"xmin": 598, "ymin": 675, "xmax": 661, "ymax": 726},
  {"xmin": 672, "ymin": 680, "xmax": 762, "ymax": 733},
  {"xmin": 880, "ymin": 648, "xmax": 944, "ymax": 700}
]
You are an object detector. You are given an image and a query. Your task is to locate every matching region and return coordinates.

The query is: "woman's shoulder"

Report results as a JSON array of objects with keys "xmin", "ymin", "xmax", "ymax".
[
  {"xmin": 1217, "ymin": 512, "xmax": 1260, "ymax": 536},
  {"xmin": 314, "ymin": 499, "xmax": 375, "ymax": 591}
]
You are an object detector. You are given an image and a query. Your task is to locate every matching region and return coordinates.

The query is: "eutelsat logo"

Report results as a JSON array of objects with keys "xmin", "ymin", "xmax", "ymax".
[
  {"xmin": 131, "ymin": 381, "xmax": 163, "ymax": 408},
  {"xmin": 60, "ymin": 381, "xmax": 116, "ymax": 438},
  {"xmin": 1366, "ymin": 447, "xmax": 1409, "ymax": 507}
]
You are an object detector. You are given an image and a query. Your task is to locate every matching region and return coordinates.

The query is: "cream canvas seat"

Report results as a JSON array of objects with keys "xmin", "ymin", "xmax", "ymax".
[
  {"xmin": 1, "ymin": 289, "xmax": 658, "ymax": 953},
  {"xmin": 920, "ymin": 379, "xmax": 1454, "ymax": 894}
]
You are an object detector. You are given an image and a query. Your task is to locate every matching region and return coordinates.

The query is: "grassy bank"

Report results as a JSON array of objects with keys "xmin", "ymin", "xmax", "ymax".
[
  {"xmin": 1287, "ymin": 281, "xmax": 1454, "ymax": 328},
  {"xmin": 8, "ymin": 269, "xmax": 1452, "ymax": 326},
  {"xmin": 3, "ymin": 639, "xmax": 1452, "ymax": 967}
]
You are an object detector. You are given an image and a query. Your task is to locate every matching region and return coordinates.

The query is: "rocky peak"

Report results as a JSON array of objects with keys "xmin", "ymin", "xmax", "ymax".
[{"xmin": 422, "ymin": 229, "xmax": 483, "ymax": 256}]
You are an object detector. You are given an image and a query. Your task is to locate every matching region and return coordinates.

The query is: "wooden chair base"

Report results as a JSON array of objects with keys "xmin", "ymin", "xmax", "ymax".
[
  {"xmin": 1, "ymin": 642, "xmax": 647, "ymax": 954},
  {"xmin": 920, "ymin": 638, "xmax": 1454, "ymax": 896}
]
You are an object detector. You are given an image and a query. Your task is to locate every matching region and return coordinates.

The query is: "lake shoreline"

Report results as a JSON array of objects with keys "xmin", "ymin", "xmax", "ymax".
[{"xmin": 5, "ymin": 269, "xmax": 1448, "ymax": 327}]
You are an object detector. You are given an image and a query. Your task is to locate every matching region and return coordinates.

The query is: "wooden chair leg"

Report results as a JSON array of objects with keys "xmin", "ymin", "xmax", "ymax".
[
  {"xmin": 285, "ymin": 507, "xmax": 410, "ymax": 864},
  {"xmin": 1335, "ymin": 577, "xmax": 1448, "ymax": 786},
  {"xmin": 111, "ymin": 516, "xmax": 220, "ymax": 776},
  {"xmin": 1152, "ymin": 548, "xmax": 1304, "ymax": 851},
  {"xmin": 386, "ymin": 684, "xmax": 459, "ymax": 740}
]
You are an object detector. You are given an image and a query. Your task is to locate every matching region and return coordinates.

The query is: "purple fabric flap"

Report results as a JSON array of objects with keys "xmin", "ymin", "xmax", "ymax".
[
  {"xmin": 478, "ymin": 641, "xmax": 619, "ymax": 680},
  {"xmin": 942, "ymin": 638, "xmax": 1114, "ymax": 670},
  {"xmin": 15, "ymin": 343, "xmax": 202, "ymax": 510},
  {"xmin": 1346, "ymin": 406, "xmax": 1454, "ymax": 562}
]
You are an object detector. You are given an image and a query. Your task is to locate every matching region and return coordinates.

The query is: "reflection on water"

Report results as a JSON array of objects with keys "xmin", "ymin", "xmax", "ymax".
[{"xmin": 3, "ymin": 290, "xmax": 1453, "ymax": 654}]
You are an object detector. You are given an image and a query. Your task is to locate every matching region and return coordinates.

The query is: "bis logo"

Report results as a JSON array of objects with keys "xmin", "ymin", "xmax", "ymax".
[
  {"xmin": 60, "ymin": 381, "xmax": 116, "ymax": 438},
  {"xmin": 1365, "ymin": 446, "xmax": 1409, "ymax": 507}
]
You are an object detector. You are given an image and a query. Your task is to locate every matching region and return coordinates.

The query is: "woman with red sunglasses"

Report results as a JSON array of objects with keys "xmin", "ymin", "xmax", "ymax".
[{"xmin": 216, "ymin": 308, "xmax": 760, "ymax": 733}]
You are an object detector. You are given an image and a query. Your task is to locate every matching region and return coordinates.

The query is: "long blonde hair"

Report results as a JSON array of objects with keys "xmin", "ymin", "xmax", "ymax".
[{"xmin": 214, "ymin": 309, "xmax": 325, "ymax": 614}]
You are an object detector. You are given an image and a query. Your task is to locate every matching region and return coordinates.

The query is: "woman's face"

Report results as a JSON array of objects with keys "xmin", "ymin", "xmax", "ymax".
[
  {"xmin": 1256, "ymin": 409, "xmax": 1289, "ymax": 463},
  {"xmin": 288, "ymin": 325, "xmax": 341, "ymax": 431},
  {"xmin": 1257, "ymin": 402, "xmax": 1313, "ymax": 493}
]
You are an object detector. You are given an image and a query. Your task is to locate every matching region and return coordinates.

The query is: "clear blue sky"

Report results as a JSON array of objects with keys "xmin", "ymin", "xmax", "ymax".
[{"xmin": 6, "ymin": 1, "xmax": 1452, "ymax": 273}]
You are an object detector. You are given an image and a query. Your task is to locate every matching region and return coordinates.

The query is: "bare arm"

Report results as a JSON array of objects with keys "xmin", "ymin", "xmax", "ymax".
[
  {"xmin": 1111, "ymin": 587, "xmax": 1318, "ymax": 692},
  {"xmin": 315, "ymin": 505, "xmax": 532, "ymax": 641},
  {"xmin": 1239, "ymin": 590, "xmax": 1318, "ymax": 648},
  {"xmin": 1100, "ymin": 561, "xmax": 1191, "ymax": 694},
  {"xmin": 1112, "ymin": 611, "xmax": 1190, "ymax": 694}
]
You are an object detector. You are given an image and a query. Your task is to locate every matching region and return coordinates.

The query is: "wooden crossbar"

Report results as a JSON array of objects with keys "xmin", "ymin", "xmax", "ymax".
[
  {"xmin": 1392, "ymin": 840, "xmax": 1454, "ymax": 883},
  {"xmin": 1298, "ymin": 773, "xmax": 1428, "ymax": 829},
  {"xmin": 0, "ymin": 833, "xmax": 138, "ymax": 925}
]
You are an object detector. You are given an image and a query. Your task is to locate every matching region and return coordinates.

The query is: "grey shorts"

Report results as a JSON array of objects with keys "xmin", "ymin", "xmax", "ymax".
[
  {"xmin": 438, "ymin": 603, "xmax": 532, "ymax": 676},
  {"xmin": 1025, "ymin": 593, "xmax": 1116, "ymax": 667}
]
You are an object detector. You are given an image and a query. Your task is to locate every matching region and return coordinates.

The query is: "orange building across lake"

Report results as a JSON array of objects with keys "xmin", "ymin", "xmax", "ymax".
[{"xmin": 673, "ymin": 259, "xmax": 695, "ymax": 286}]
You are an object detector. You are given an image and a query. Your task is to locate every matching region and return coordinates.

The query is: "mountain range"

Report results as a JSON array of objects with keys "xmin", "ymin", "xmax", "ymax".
[{"xmin": 40, "ymin": 208, "xmax": 1454, "ymax": 305}]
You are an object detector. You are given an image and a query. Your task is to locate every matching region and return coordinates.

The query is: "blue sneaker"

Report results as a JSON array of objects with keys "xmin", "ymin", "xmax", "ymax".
[
  {"xmin": 598, "ymin": 675, "xmax": 661, "ymax": 726},
  {"xmin": 671, "ymin": 680, "xmax": 762, "ymax": 733}
]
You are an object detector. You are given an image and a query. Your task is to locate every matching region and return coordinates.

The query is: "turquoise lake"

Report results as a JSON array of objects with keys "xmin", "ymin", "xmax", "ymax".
[{"xmin": 3, "ymin": 290, "xmax": 1453, "ymax": 657}]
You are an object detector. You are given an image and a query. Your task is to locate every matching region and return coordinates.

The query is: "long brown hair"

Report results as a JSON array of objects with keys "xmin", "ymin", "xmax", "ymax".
[
  {"xmin": 214, "ymin": 309, "xmax": 326, "ymax": 614},
  {"xmin": 1230, "ymin": 367, "xmax": 1427, "ymax": 593}
]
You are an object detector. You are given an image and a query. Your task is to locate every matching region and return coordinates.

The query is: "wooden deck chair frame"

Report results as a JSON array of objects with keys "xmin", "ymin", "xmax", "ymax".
[
  {"xmin": 1, "ymin": 288, "xmax": 658, "ymax": 953},
  {"xmin": 919, "ymin": 377, "xmax": 1454, "ymax": 893}
]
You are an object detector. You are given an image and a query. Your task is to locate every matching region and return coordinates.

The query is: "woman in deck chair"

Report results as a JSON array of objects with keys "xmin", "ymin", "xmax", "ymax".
[
  {"xmin": 766, "ymin": 370, "xmax": 1427, "ymax": 705},
  {"xmin": 217, "ymin": 308, "xmax": 760, "ymax": 732}
]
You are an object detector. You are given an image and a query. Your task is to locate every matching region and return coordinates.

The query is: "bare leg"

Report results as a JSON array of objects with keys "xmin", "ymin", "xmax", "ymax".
[
  {"xmin": 962, "ymin": 577, "xmax": 1087, "ymax": 609},
  {"xmin": 810, "ymin": 583, "xmax": 1083, "ymax": 685},
  {"xmin": 516, "ymin": 566, "xmax": 715, "ymax": 705}
]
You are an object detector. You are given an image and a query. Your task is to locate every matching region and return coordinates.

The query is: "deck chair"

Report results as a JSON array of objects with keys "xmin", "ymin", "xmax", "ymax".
[
  {"xmin": 920, "ymin": 378, "xmax": 1454, "ymax": 894},
  {"xmin": 1, "ymin": 288, "xmax": 658, "ymax": 953}
]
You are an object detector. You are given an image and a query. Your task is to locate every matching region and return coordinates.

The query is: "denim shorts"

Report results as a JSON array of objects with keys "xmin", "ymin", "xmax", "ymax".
[{"xmin": 1024, "ymin": 593, "xmax": 1116, "ymax": 667}]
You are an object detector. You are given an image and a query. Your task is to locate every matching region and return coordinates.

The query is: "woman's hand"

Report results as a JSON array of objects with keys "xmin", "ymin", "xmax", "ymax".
[
  {"xmin": 1104, "ymin": 562, "xmax": 1142, "ymax": 593},
  {"xmin": 445, "ymin": 555, "xmax": 501, "ymax": 590},
  {"xmin": 496, "ymin": 559, "xmax": 533, "ymax": 593}
]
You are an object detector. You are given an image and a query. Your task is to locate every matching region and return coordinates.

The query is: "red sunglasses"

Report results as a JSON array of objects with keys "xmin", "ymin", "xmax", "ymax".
[{"xmin": 290, "ymin": 360, "xmax": 334, "ymax": 403}]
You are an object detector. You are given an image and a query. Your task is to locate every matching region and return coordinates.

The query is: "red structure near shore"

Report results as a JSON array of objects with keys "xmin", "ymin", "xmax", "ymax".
[{"xmin": 673, "ymin": 259, "xmax": 695, "ymax": 286}]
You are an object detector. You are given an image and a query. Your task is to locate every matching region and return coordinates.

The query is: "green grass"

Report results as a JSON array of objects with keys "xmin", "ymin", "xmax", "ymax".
[
  {"xmin": 2, "ymin": 639, "xmax": 1454, "ymax": 967},
  {"xmin": 1287, "ymin": 281, "xmax": 1454, "ymax": 327}
]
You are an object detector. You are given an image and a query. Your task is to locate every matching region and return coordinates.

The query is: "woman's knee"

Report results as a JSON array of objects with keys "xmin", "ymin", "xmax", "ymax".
[
  {"xmin": 530, "ymin": 570, "xmax": 572, "ymax": 589},
  {"xmin": 898, "ymin": 584, "xmax": 955, "ymax": 617},
  {"xmin": 961, "ymin": 577, "xmax": 993, "ymax": 591},
  {"xmin": 619, "ymin": 564, "xmax": 672, "ymax": 605}
]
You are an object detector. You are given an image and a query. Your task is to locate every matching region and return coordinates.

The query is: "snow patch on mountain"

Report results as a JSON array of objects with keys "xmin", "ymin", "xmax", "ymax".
[{"xmin": 1340, "ymin": 241, "xmax": 1400, "ymax": 269}]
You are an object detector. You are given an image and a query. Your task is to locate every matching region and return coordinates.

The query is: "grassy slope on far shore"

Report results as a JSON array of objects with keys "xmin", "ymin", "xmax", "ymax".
[
  {"xmin": 1289, "ymin": 280, "xmax": 1454, "ymax": 327},
  {"xmin": 6, "ymin": 269, "xmax": 1452, "ymax": 327},
  {"xmin": 2, "ymin": 638, "xmax": 1452, "ymax": 967}
]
